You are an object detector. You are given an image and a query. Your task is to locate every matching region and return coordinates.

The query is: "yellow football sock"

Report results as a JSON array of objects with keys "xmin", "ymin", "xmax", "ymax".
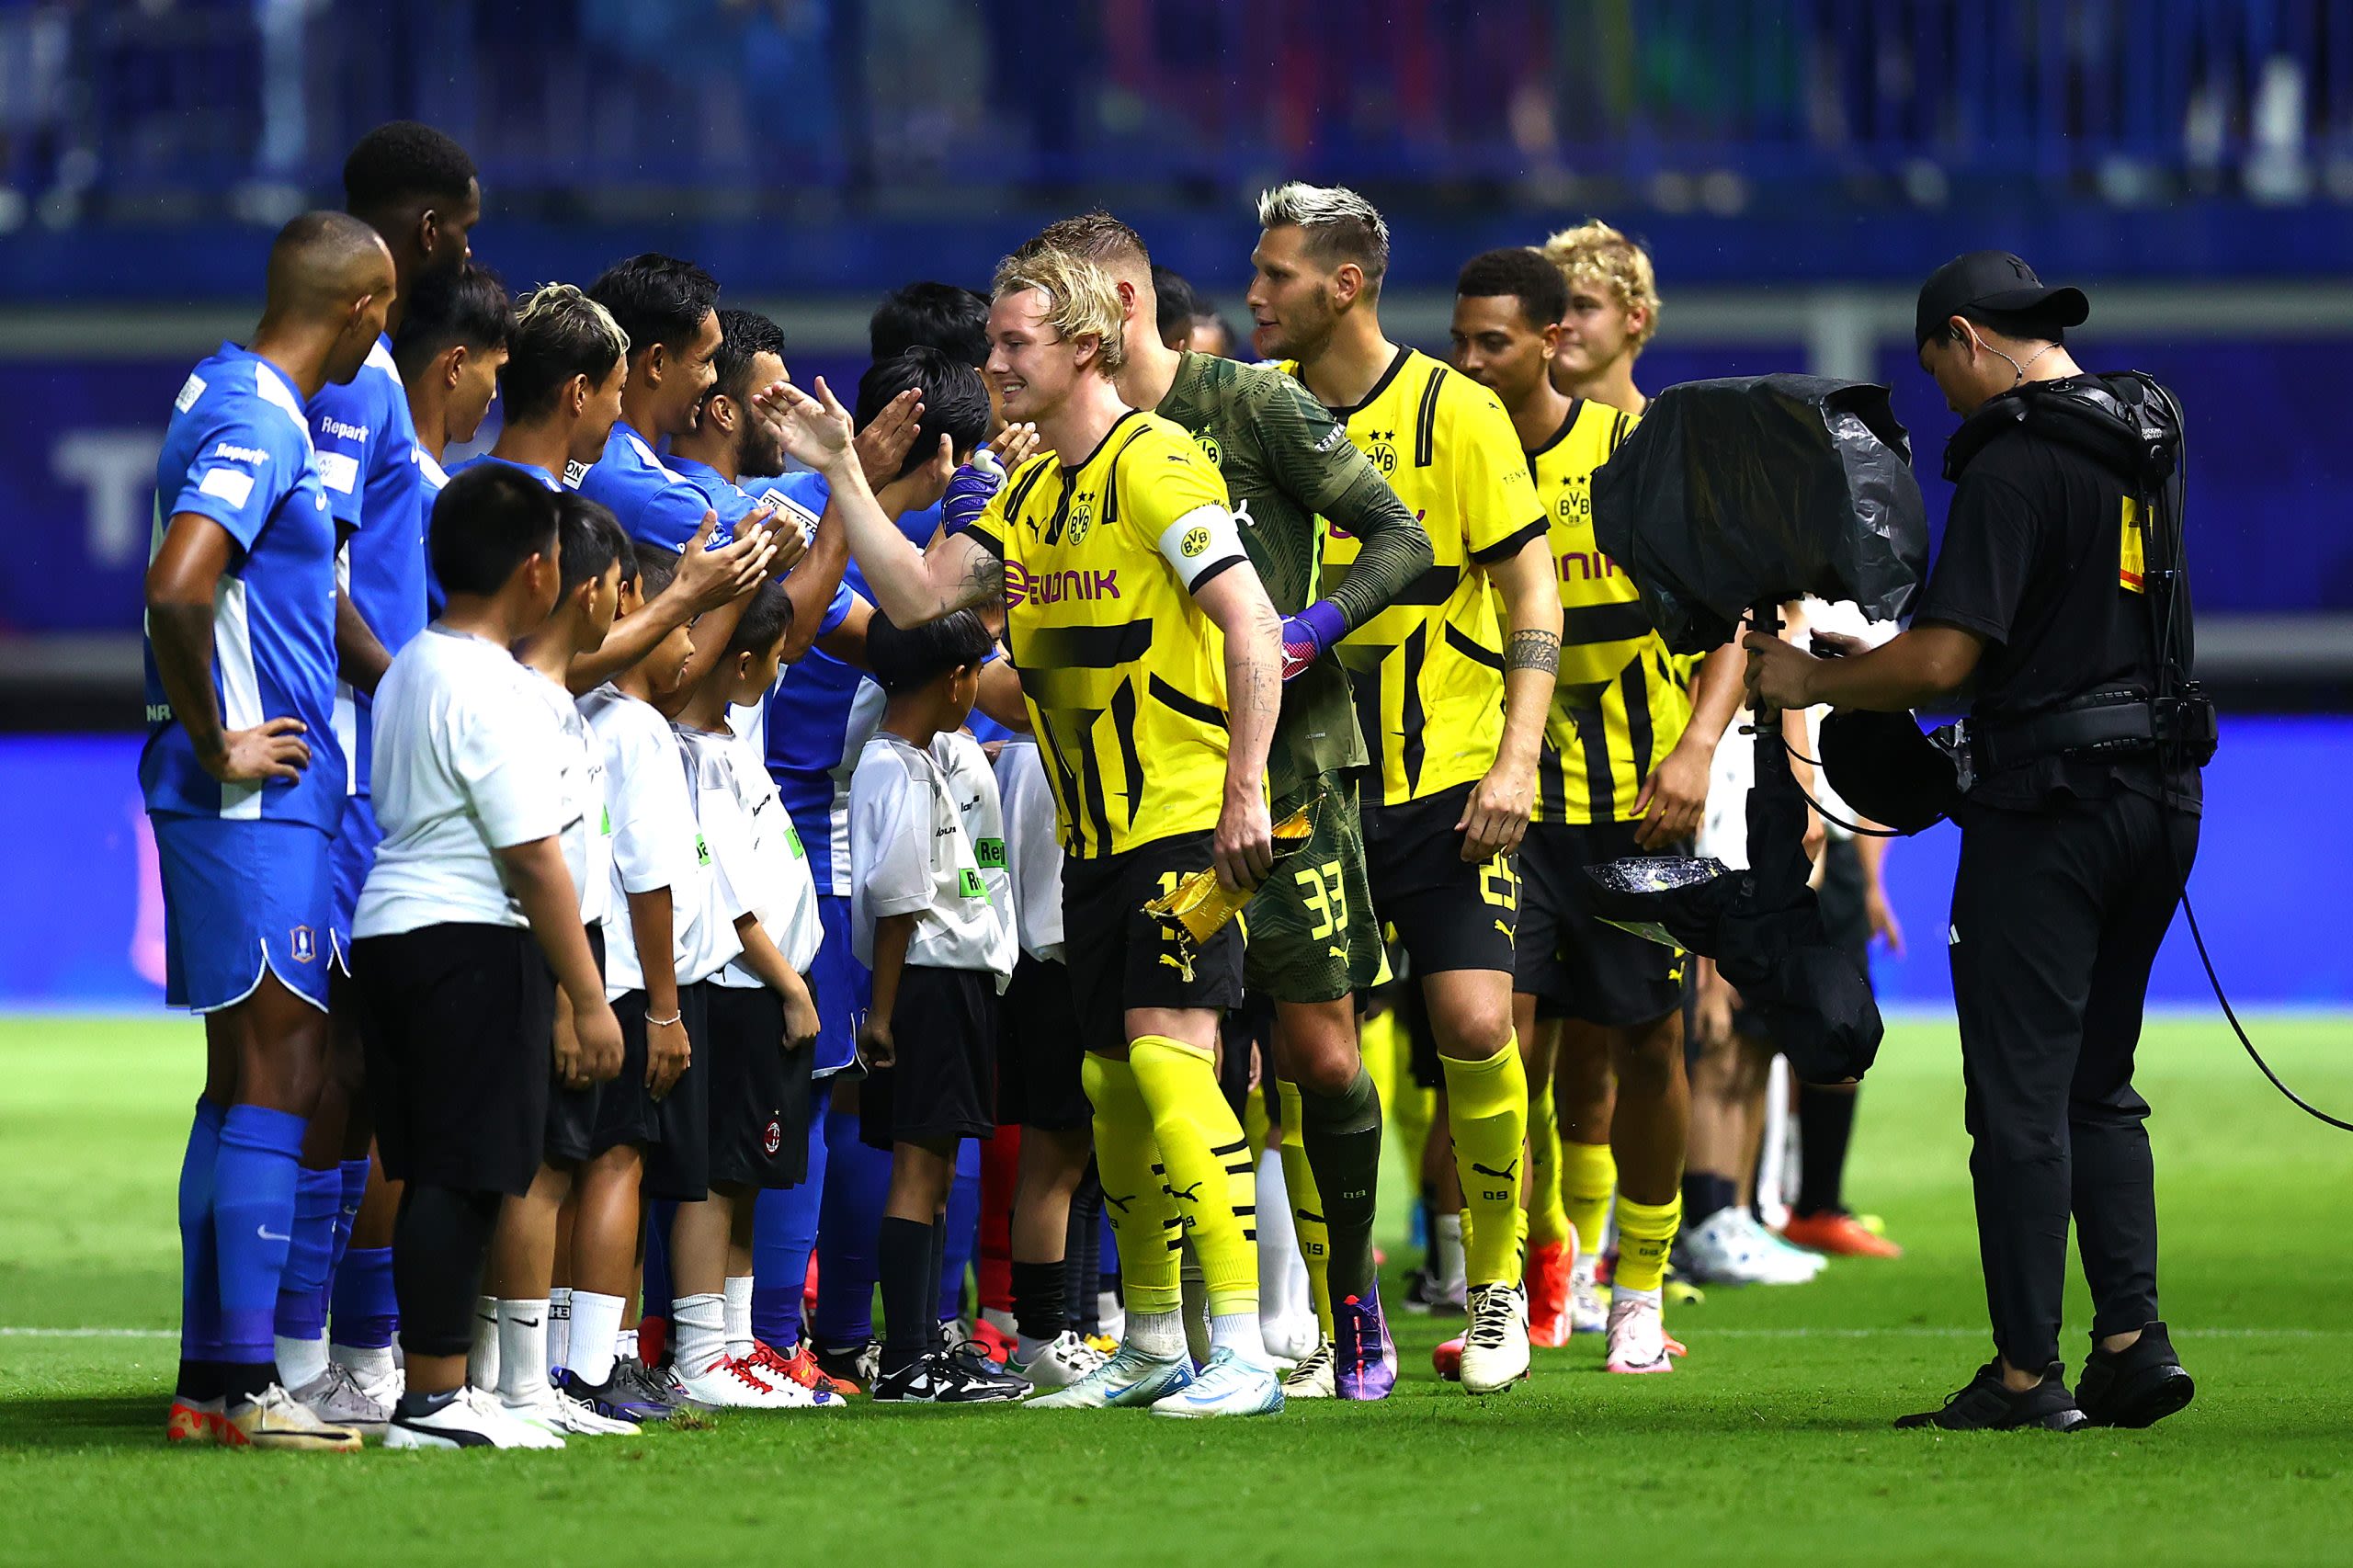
[
  {"xmin": 1275, "ymin": 1078, "xmax": 1335, "ymax": 1336},
  {"xmin": 1081, "ymin": 1051, "xmax": 1182, "ymax": 1316},
  {"xmin": 1129, "ymin": 1036, "xmax": 1259, "ymax": 1318},
  {"xmin": 1560, "ymin": 1139, "xmax": 1618, "ymax": 1256},
  {"xmin": 1612, "ymin": 1192, "xmax": 1682, "ymax": 1294},
  {"xmin": 1437, "ymin": 1042, "xmax": 1529, "ymax": 1289},
  {"xmin": 1526, "ymin": 1074, "xmax": 1571, "ymax": 1249}
]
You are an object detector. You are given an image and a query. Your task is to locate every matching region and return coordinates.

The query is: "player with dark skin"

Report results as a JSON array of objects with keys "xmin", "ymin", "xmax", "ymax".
[
  {"xmin": 145, "ymin": 214, "xmax": 395, "ymax": 1124},
  {"xmin": 1449, "ymin": 281, "xmax": 1746, "ymax": 1276},
  {"xmin": 330, "ymin": 130, "xmax": 483, "ymax": 695}
]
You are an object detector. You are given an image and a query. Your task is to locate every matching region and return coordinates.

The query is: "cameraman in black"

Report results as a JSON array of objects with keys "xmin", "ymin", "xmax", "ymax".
[{"xmin": 1745, "ymin": 252, "xmax": 2207, "ymax": 1434}]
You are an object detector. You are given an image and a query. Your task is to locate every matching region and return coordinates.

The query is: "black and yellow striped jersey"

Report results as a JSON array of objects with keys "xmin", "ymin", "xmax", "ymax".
[
  {"xmin": 1526, "ymin": 399, "xmax": 1695, "ymax": 825},
  {"xmin": 1289, "ymin": 347, "xmax": 1546, "ymax": 807},
  {"xmin": 967, "ymin": 409, "xmax": 1250, "ymax": 860}
]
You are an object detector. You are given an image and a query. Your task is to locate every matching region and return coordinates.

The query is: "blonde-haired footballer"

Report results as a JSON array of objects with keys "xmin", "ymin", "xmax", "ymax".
[{"xmin": 755, "ymin": 248, "xmax": 1294, "ymax": 1418}]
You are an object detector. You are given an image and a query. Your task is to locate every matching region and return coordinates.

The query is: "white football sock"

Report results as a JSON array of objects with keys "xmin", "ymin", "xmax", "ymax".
[
  {"xmin": 1126, "ymin": 1308, "xmax": 1186, "ymax": 1360},
  {"xmin": 723, "ymin": 1275, "xmax": 756, "ymax": 1358},
  {"xmin": 275, "ymin": 1333, "xmax": 329, "ymax": 1391},
  {"xmin": 1209, "ymin": 1312, "xmax": 1267, "ymax": 1364},
  {"xmin": 547, "ymin": 1287, "xmax": 572, "ymax": 1373},
  {"xmin": 567, "ymin": 1291, "xmax": 625, "ymax": 1386},
  {"xmin": 467, "ymin": 1295, "xmax": 500, "ymax": 1390},
  {"xmin": 672, "ymin": 1292, "xmax": 727, "ymax": 1376},
  {"xmin": 614, "ymin": 1326, "xmax": 637, "ymax": 1365},
  {"xmin": 496, "ymin": 1299, "xmax": 551, "ymax": 1405},
  {"xmin": 329, "ymin": 1342, "xmax": 395, "ymax": 1385},
  {"xmin": 1433, "ymin": 1213, "xmax": 1466, "ymax": 1290}
]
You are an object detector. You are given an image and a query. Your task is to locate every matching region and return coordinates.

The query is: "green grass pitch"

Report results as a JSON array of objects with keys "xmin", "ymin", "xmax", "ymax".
[{"xmin": 4, "ymin": 1012, "xmax": 2351, "ymax": 1566}]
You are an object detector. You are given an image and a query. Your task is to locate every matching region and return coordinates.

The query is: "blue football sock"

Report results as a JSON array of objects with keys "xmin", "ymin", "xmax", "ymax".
[
  {"xmin": 177, "ymin": 1099, "xmax": 227, "ymax": 1365},
  {"xmin": 272, "ymin": 1165, "xmax": 342, "ymax": 1342},
  {"xmin": 752, "ymin": 1106, "xmax": 828, "ymax": 1346},
  {"xmin": 211, "ymin": 1104, "xmax": 306, "ymax": 1367},
  {"xmin": 642, "ymin": 1199, "xmax": 678, "ymax": 1321},
  {"xmin": 939, "ymin": 1140, "xmax": 981, "ymax": 1321},
  {"xmin": 330, "ymin": 1245, "xmax": 398, "ymax": 1349},
  {"xmin": 812, "ymin": 1098, "xmax": 890, "ymax": 1346}
]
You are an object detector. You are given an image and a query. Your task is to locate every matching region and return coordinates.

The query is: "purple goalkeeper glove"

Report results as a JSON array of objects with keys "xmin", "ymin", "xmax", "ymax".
[
  {"xmin": 942, "ymin": 447, "xmax": 1010, "ymax": 536},
  {"xmin": 1278, "ymin": 600, "xmax": 1347, "ymax": 682}
]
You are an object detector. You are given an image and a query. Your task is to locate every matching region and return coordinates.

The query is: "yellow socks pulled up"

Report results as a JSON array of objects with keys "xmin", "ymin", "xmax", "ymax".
[
  {"xmin": 1526, "ymin": 1072, "xmax": 1572, "ymax": 1250},
  {"xmin": 1437, "ymin": 1041, "xmax": 1529, "ymax": 1289},
  {"xmin": 1081, "ymin": 1051, "xmax": 1182, "ymax": 1316},
  {"xmin": 1275, "ymin": 1078, "xmax": 1335, "ymax": 1336},
  {"xmin": 1129, "ymin": 1036, "xmax": 1259, "ymax": 1318},
  {"xmin": 1560, "ymin": 1139, "xmax": 1618, "ymax": 1257},
  {"xmin": 1611, "ymin": 1191, "xmax": 1682, "ymax": 1295}
]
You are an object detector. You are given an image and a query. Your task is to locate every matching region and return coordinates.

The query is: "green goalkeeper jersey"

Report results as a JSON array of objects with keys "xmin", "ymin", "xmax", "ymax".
[{"xmin": 1154, "ymin": 351, "xmax": 1430, "ymax": 801}]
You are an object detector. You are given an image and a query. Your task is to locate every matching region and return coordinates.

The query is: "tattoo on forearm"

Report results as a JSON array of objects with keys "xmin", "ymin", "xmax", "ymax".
[
  {"xmin": 1506, "ymin": 630, "xmax": 1561, "ymax": 676},
  {"xmin": 956, "ymin": 552, "xmax": 1006, "ymax": 613}
]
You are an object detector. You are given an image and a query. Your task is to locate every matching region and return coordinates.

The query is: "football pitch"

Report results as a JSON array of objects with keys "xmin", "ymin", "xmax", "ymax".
[{"xmin": 4, "ymin": 1013, "xmax": 2350, "ymax": 1566}]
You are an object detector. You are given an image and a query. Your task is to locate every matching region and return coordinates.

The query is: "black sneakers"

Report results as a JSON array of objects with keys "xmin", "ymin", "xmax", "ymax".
[
  {"xmin": 871, "ymin": 1345, "xmax": 1030, "ymax": 1404},
  {"xmin": 2076, "ymin": 1321, "xmax": 2196, "ymax": 1429},
  {"xmin": 1895, "ymin": 1360, "xmax": 2089, "ymax": 1432}
]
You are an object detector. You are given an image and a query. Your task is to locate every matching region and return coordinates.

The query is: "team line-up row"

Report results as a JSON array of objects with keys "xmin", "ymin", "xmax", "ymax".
[{"xmin": 146, "ymin": 121, "xmax": 1890, "ymax": 1451}]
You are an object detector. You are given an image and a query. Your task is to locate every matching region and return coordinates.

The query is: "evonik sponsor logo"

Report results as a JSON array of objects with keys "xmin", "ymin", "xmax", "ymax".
[{"xmin": 1005, "ymin": 563, "xmax": 1120, "ymax": 608}]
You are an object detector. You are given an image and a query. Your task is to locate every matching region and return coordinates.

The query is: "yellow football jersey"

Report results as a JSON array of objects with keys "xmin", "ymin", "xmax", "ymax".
[
  {"xmin": 1526, "ymin": 399, "xmax": 1696, "ymax": 825},
  {"xmin": 968, "ymin": 410, "xmax": 1248, "ymax": 859},
  {"xmin": 1293, "ymin": 347, "xmax": 1546, "ymax": 807}
]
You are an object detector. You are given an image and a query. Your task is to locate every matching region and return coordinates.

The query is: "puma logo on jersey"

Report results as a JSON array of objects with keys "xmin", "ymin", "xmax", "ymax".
[
  {"xmin": 1103, "ymin": 1191, "xmax": 1136, "ymax": 1213},
  {"xmin": 1167, "ymin": 1181, "xmax": 1204, "ymax": 1204},
  {"xmin": 1471, "ymin": 1159, "xmax": 1520, "ymax": 1183}
]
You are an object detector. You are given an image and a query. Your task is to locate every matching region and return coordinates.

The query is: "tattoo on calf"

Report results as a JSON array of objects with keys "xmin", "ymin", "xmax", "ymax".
[{"xmin": 1506, "ymin": 629, "xmax": 1562, "ymax": 676}]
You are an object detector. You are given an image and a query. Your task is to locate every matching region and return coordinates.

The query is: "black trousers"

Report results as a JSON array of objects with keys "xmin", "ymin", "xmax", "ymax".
[{"xmin": 1949, "ymin": 788, "xmax": 2199, "ymax": 1372}]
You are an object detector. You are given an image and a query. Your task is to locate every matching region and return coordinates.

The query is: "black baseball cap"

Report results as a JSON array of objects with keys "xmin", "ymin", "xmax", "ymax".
[{"xmin": 1915, "ymin": 250, "xmax": 2089, "ymax": 349}]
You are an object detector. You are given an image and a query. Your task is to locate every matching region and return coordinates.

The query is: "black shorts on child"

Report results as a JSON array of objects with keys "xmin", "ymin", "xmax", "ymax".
[
  {"xmin": 703, "ymin": 983, "xmax": 816, "ymax": 1188},
  {"xmin": 860, "ymin": 964, "xmax": 999, "ymax": 1150},
  {"xmin": 356, "ymin": 922, "xmax": 553, "ymax": 1198},
  {"xmin": 594, "ymin": 980, "xmax": 711, "ymax": 1201}
]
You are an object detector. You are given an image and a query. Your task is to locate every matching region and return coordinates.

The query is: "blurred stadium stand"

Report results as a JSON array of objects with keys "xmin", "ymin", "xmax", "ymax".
[{"xmin": 2, "ymin": 0, "xmax": 2350, "ymax": 722}]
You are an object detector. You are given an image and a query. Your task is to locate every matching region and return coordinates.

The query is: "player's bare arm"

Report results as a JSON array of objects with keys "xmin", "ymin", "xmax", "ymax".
[
  {"xmin": 334, "ymin": 585, "xmax": 393, "ymax": 697},
  {"xmin": 145, "ymin": 511, "xmax": 313, "ymax": 785},
  {"xmin": 1192, "ymin": 558, "xmax": 1282, "ymax": 891},
  {"xmin": 1461, "ymin": 534, "xmax": 1562, "ymax": 859},
  {"xmin": 756, "ymin": 373, "xmax": 1010, "ymax": 624},
  {"xmin": 1631, "ymin": 634, "xmax": 1746, "ymax": 849}
]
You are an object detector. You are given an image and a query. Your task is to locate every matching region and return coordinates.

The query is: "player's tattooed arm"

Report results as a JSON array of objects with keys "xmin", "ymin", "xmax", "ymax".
[
  {"xmin": 754, "ymin": 371, "xmax": 1008, "ymax": 625},
  {"xmin": 1460, "ymin": 534, "xmax": 1563, "ymax": 860},
  {"xmin": 1506, "ymin": 628, "xmax": 1562, "ymax": 676}
]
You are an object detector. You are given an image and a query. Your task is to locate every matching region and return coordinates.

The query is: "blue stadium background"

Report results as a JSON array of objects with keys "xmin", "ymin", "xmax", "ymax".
[{"xmin": 0, "ymin": 0, "xmax": 2344, "ymax": 1007}]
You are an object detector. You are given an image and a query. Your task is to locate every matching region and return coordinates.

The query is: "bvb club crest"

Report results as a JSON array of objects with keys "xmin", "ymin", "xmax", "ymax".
[
  {"xmin": 1193, "ymin": 432, "xmax": 1223, "ymax": 468},
  {"xmin": 1366, "ymin": 431, "xmax": 1399, "ymax": 475},
  {"xmin": 1065, "ymin": 495, "xmax": 1094, "ymax": 544}
]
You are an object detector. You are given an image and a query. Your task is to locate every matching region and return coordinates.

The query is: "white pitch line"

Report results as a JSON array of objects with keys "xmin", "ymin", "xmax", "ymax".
[
  {"xmin": 1689, "ymin": 1326, "xmax": 2348, "ymax": 1340},
  {"xmin": 1, "ymin": 1325, "xmax": 2343, "ymax": 1342}
]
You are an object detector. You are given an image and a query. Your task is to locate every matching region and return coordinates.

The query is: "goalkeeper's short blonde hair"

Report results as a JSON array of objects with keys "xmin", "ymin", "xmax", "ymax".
[
  {"xmin": 991, "ymin": 247, "xmax": 1127, "ymax": 376},
  {"xmin": 1540, "ymin": 221, "xmax": 1660, "ymax": 348}
]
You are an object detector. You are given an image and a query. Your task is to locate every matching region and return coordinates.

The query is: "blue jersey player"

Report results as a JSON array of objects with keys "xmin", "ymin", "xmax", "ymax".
[
  {"xmin": 146, "ymin": 212, "xmax": 394, "ymax": 1452},
  {"xmin": 268, "ymin": 124, "xmax": 481, "ymax": 1429}
]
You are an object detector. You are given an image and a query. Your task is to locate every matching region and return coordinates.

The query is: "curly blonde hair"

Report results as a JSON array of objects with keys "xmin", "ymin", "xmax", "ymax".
[
  {"xmin": 1541, "ymin": 221, "xmax": 1660, "ymax": 349},
  {"xmin": 990, "ymin": 247, "xmax": 1127, "ymax": 376}
]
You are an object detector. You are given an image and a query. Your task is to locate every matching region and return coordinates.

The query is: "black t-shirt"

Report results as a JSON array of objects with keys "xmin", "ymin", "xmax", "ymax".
[{"xmin": 1915, "ymin": 407, "xmax": 2200, "ymax": 814}]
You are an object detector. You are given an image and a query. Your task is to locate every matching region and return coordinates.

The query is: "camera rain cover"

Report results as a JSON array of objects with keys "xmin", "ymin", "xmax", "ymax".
[{"xmin": 1591, "ymin": 375, "xmax": 1929, "ymax": 654}]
